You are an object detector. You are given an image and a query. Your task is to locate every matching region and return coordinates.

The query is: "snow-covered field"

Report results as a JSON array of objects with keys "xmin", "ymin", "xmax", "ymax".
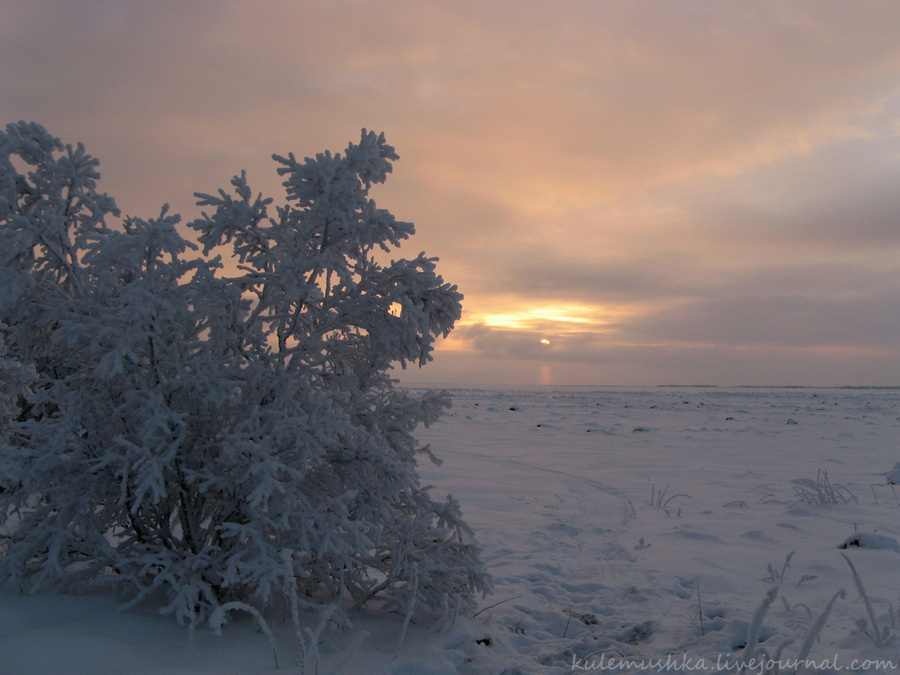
[{"xmin": 4, "ymin": 386, "xmax": 900, "ymax": 674}]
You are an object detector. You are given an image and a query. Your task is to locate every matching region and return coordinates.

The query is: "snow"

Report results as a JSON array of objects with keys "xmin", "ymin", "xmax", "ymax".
[{"xmin": 4, "ymin": 386, "xmax": 900, "ymax": 673}]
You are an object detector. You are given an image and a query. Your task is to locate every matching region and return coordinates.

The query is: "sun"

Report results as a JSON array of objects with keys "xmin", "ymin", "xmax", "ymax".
[{"xmin": 540, "ymin": 338, "xmax": 551, "ymax": 345}]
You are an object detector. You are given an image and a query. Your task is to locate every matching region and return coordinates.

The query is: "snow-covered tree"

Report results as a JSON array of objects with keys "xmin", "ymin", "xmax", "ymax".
[{"xmin": 0, "ymin": 121, "xmax": 489, "ymax": 636}]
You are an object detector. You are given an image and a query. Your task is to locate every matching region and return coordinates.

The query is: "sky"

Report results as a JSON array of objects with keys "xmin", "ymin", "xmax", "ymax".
[{"xmin": 4, "ymin": 1, "xmax": 900, "ymax": 387}]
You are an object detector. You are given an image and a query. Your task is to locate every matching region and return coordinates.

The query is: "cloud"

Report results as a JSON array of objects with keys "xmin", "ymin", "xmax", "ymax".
[{"xmin": 4, "ymin": 0, "xmax": 900, "ymax": 385}]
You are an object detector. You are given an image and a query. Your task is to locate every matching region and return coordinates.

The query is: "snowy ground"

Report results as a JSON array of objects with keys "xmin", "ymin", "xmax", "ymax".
[{"xmin": 4, "ymin": 386, "xmax": 900, "ymax": 674}]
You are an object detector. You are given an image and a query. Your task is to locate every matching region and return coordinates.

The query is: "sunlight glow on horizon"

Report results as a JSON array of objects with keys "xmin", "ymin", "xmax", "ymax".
[{"xmin": 463, "ymin": 303, "xmax": 631, "ymax": 332}]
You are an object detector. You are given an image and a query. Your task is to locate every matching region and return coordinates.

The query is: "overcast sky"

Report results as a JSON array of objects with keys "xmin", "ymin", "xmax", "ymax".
[{"xmin": 4, "ymin": 1, "xmax": 900, "ymax": 387}]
